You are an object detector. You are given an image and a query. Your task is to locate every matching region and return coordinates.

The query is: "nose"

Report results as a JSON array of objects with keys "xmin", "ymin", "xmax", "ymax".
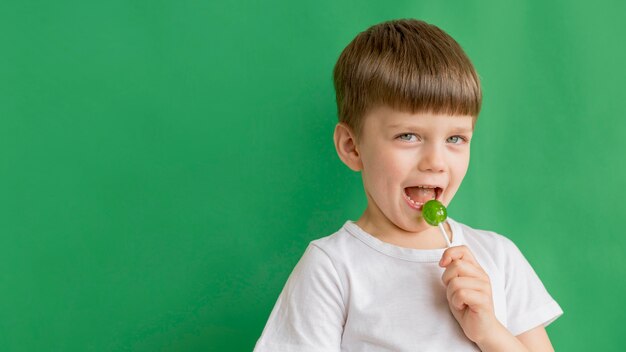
[{"xmin": 417, "ymin": 143, "xmax": 446, "ymax": 173}]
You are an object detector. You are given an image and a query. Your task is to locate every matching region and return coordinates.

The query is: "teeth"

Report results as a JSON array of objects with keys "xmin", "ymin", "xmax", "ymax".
[
  {"xmin": 405, "ymin": 195, "xmax": 424, "ymax": 205},
  {"xmin": 405, "ymin": 185, "xmax": 440, "ymax": 207}
]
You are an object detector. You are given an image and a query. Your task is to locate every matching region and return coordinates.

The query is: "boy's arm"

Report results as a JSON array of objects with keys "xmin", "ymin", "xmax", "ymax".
[
  {"xmin": 475, "ymin": 323, "xmax": 554, "ymax": 352},
  {"xmin": 516, "ymin": 325, "xmax": 555, "ymax": 352},
  {"xmin": 254, "ymin": 244, "xmax": 345, "ymax": 352}
]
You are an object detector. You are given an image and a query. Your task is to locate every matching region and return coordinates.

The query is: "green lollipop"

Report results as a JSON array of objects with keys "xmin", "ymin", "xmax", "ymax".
[
  {"xmin": 422, "ymin": 199, "xmax": 447, "ymax": 226},
  {"xmin": 422, "ymin": 199, "xmax": 452, "ymax": 247}
]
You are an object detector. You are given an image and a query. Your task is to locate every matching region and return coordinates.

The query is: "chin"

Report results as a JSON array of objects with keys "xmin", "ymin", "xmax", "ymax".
[{"xmin": 396, "ymin": 217, "xmax": 429, "ymax": 233}]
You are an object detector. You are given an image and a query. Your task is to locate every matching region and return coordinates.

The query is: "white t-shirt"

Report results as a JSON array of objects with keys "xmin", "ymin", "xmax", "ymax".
[{"xmin": 254, "ymin": 218, "xmax": 563, "ymax": 351}]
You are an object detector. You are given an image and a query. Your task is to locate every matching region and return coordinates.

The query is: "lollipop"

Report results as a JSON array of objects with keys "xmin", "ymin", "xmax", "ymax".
[{"xmin": 422, "ymin": 199, "xmax": 452, "ymax": 248}]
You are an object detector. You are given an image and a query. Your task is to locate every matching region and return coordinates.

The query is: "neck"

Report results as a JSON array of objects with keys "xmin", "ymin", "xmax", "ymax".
[{"xmin": 355, "ymin": 208, "xmax": 453, "ymax": 250}]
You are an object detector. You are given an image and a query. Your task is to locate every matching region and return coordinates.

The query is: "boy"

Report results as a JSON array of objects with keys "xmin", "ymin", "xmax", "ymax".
[{"xmin": 254, "ymin": 19, "xmax": 563, "ymax": 351}]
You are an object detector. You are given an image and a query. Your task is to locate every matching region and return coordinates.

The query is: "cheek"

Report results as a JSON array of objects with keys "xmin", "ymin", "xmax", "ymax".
[
  {"xmin": 457, "ymin": 160, "xmax": 470, "ymax": 179},
  {"xmin": 450, "ymin": 153, "xmax": 470, "ymax": 187},
  {"xmin": 362, "ymin": 150, "xmax": 406, "ymax": 192},
  {"xmin": 459, "ymin": 152, "xmax": 470, "ymax": 176},
  {"xmin": 373, "ymin": 151, "xmax": 408, "ymax": 180}
]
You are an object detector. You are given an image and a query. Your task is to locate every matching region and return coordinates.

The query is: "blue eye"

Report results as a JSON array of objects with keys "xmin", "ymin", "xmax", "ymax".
[
  {"xmin": 398, "ymin": 133, "xmax": 418, "ymax": 142},
  {"xmin": 447, "ymin": 135, "xmax": 466, "ymax": 144}
]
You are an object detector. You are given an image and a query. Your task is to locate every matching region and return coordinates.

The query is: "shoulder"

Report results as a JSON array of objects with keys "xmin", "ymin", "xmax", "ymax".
[
  {"xmin": 307, "ymin": 221, "xmax": 363, "ymax": 259},
  {"xmin": 451, "ymin": 219, "xmax": 525, "ymax": 268},
  {"xmin": 286, "ymin": 222, "xmax": 353, "ymax": 272},
  {"xmin": 297, "ymin": 221, "xmax": 379, "ymax": 280},
  {"xmin": 454, "ymin": 219, "xmax": 516, "ymax": 248}
]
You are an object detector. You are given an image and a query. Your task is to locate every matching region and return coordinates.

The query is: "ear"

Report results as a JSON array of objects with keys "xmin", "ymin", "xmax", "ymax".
[{"xmin": 333, "ymin": 122, "xmax": 363, "ymax": 171}]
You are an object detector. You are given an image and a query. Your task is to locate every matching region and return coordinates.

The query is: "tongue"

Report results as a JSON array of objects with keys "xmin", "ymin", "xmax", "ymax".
[{"xmin": 406, "ymin": 187, "xmax": 436, "ymax": 203}]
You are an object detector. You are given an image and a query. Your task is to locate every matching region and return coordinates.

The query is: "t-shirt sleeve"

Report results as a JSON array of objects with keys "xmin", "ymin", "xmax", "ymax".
[
  {"xmin": 253, "ymin": 244, "xmax": 346, "ymax": 352},
  {"xmin": 501, "ymin": 237, "xmax": 563, "ymax": 336}
]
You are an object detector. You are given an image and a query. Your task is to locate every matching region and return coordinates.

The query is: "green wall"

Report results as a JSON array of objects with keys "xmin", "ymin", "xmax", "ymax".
[{"xmin": 1, "ymin": 0, "xmax": 624, "ymax": 350}]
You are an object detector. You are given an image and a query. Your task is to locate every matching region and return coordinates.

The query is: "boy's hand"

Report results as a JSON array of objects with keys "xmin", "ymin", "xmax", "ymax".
[{"xmin": 439, "ymin": 245, "xmax": 501, "ymax": 344}]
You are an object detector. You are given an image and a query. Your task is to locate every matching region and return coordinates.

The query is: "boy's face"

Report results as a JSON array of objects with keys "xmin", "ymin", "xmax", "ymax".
[{"xmin": 352, "ymin": 105, "xmax": 474, "ymax": 235}]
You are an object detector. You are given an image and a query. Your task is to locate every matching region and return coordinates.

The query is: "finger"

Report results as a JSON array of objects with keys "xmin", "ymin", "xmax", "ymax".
[
  {"xmin": 445, "ymin": 277, "xmax": 491, "ymax": 304},
  {"xmin": 441, "ymin": 260, "xmax": 489, "ymax": 286},
  {"xmin": 449, "ymin": 288, "xmax": 490, "ymax": 312},
  {"xmin": 439, "ymin": 245, "xmax": 479, "ymax": 267}
]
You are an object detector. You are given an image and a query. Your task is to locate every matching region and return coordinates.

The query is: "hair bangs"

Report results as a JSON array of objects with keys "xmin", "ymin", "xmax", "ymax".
[{"xmin": 366, "ymin": 49, "xmax": 481, "ymax": 119}]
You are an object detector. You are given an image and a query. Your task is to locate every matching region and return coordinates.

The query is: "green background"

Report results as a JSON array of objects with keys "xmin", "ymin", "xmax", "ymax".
[{"xmin": 1, "ymin": 0, "xmax": 624, "ymax": 350}]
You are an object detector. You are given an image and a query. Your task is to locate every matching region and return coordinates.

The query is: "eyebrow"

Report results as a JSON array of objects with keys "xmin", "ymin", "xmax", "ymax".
[{"xmin": 386, "ymin": 124, "xmax": 473, "ymax": 133}]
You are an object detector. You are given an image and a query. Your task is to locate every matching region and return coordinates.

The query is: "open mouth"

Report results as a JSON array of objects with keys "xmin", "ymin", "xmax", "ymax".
[{"xmin": 403, "ymin": 185, "xmax": 443, "ymax": 210}]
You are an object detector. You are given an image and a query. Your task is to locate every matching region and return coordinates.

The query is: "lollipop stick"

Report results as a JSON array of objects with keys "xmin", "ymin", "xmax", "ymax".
[{"xmin": 438, "ymin": 223, "xmax": 452, "ymax": 248}]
